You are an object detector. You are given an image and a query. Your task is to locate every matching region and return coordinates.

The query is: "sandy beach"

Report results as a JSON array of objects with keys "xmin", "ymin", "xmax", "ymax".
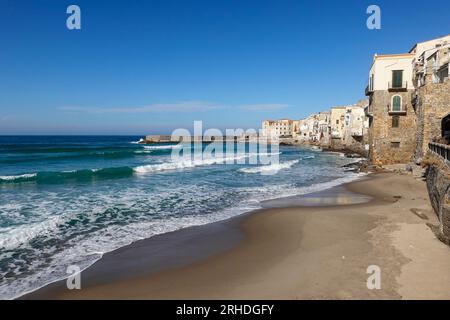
[{"xmin": 23, "ymin": 172, "xmax": 450, "ymax": 300}]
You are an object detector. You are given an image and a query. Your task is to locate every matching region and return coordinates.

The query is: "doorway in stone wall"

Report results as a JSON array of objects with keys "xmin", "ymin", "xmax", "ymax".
[{"xmin": 442, "ymin": 113, "xmax": 450, "ymax": 144}]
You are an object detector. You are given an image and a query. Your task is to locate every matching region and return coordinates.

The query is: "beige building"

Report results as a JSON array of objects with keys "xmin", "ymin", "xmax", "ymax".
[
  {"xmin": 343, "ymin": 101, "xmax": 369, "ymax": 154},
  {"xmin": 262, "ymin": 119, "xmax": 293, "ymax": 137},
  {"xmin": 330, "ymin": 107, "xmax": 346, "ymax": 140},
  {"xmin": 365, "ymin": 53, "xmax": 417, "ymax": 165}
]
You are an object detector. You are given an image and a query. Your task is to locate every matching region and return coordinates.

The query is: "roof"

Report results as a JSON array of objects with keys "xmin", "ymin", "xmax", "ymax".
[
  {"xmin": 409, "ymin": 34, "xmax": 450, "ymax": 53},
  {"xmin": 374, "ymin": 53, "xmax": 414, "ymax": 59}
]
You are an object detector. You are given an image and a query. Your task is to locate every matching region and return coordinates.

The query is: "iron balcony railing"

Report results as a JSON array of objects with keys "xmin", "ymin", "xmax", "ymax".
[
  {"xmin": 388, "ymin": 81, "xmax": 408, "ymax": 91},
  {"xmin": 429, "ymin": 142, "xmax": 450, "ymax": 164},
  {"xmin": 365, "ymin": 85, "xmax": 374, "ymax": 96}
]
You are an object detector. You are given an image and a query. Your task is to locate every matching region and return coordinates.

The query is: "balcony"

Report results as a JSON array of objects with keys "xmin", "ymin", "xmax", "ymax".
[
  {"xmin": 364, "ymin": 105, "xmax": 373, "ymax": 117},
  {"xmin": 429, "ymin": 142, "xmax": 450, "ymax": 166},
  {"xmin": 365, "ymin": 85, "xmax": 374, "ymax": 96},
  {"xmin": 388, "ymin": 81, "xmax": 408, "ymax": 91},
  {"xmin": 388, "ymin": 104, "xmax": 407, "ymax": 115},
  {"xmin": 351, "ymin": 128, "xmax": 363, "ymax": 137},
  {"xmin": 331, "ymin": 131, "xmax": 341, "ymax": 139}
]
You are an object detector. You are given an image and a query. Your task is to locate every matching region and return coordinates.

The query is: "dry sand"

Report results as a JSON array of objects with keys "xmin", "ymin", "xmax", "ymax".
[{"xmin": 24, "ymin": 172, "xmax": 450, "ymax": 299}]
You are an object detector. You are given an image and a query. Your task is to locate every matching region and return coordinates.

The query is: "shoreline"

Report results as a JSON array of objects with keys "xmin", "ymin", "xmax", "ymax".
[
  {"xmin": 19, "ymin": 173, "xmax": 368, "ymax": 300},
  {"xmin": 22, "ymin": 171, "xmax": 450, "ymax": 299}
]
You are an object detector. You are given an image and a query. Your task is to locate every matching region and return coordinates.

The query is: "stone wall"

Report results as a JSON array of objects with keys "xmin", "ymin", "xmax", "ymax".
[
  {"xmin": 368, "ymin": 90, "xmax": 417, "ymax": 165},
  {"xmin": 425, "ymin": 154, "xmax": 450, "ymax": 243},
  {"xmin": 414, "ymin": 78, "xmax": 450, "ymax": 162}
]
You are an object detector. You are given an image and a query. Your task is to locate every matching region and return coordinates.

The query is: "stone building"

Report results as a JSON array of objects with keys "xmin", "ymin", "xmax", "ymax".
[
  {"xmin": 365, "ymin": 53, "xmax": 417, "ymax": 165},
  {"xmin": 412, "ymin": 35, "xmax": 450, "ymax": 162}
]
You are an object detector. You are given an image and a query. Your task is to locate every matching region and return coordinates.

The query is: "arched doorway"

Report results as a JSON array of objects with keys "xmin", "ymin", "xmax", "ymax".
[{"xmin": 442, "ymin": 114, "xmax": 450, "ymax": 144}]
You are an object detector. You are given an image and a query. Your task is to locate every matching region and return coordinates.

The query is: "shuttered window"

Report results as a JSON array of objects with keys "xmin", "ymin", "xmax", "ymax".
[
  {"xmin": 392, "ymin": 70, "xmax": 403, "ymax": 88},
  {"xmin": 392, "ymin": 96, "xmax": 401, "ymax": 112}
]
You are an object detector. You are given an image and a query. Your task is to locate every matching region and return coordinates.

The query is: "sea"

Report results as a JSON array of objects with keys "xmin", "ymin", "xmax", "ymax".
[{"xmin": 0, "ymin": 135, "xmax": 365, "ymax": 299}]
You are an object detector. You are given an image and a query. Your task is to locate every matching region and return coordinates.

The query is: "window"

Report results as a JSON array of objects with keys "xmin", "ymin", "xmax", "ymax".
[
  {"xmin": 392, "ymin": 95, "xmax": 402, "ymax": 112},
  {"xmin": 437, "ymin": 65, "xmax": 449, "ymax": 84},
  {"xmin": 391, "ymin": 142, "xmax": 400, "ymax": 148},
  {"xmin": 392, "ymin": 70, "xmax": 403, "ymax": 88},
  {"xmin": 392, "ymin": 116, "xmax": 399, "ymax": 128},
  {"xmin": 336, "ymin": 120, "xmax": 339, "ymax": 124}
]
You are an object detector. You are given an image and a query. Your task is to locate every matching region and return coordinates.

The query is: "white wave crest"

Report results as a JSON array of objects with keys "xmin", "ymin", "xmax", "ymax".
[
  {"xmin": 0, "ymin": 173, "xmax": 37, "ymax": 181},
  {"xmin": 143, "ymin": 145, "xmax": 181, "ymax": 150},
  {"xmin": 134, "ymin": 154, "xmax": 249, "ymax": 174},
  {"xmin": 239, "ymin": 159, "xmax": 299, "ymax": 174}
]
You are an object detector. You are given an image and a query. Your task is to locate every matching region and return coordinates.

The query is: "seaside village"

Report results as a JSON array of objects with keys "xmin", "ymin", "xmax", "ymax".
[
  {"xmin": 144, "ymin": 35, "xmax": 450, "ymax": 244},
  {"xmin": 262, "ymin": 35, "xmax": 450, "ymax": 166},
  {"xmin": 261, "ymin": 34, "xmax": 450, "ymax": 244}
]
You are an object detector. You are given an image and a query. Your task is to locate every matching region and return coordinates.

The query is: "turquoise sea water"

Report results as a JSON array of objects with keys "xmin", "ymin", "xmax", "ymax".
[{"xmin": 0, "ymin": 136, "xmax": 364, "ymax": 299}]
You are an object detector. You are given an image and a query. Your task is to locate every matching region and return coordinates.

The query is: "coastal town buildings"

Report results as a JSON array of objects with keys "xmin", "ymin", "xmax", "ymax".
[
  {"xmin": 258, "ymin": 36, "xmax": 449, "ymax": 164},
  {"xmin": 364, "ymin": 34, "xmax": 450, "ymax": 166}
]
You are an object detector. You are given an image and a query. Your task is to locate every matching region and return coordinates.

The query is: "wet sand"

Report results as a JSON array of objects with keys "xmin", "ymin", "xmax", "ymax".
[{"xmin": 23, "ymin": 172, "xmax": 450, "ymax": 299}]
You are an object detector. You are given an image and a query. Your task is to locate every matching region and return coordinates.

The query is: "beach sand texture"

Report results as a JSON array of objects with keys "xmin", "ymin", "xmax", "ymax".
[{"xmin": 25, "ymin": 172, "xmax": 450, "ymax": 299}]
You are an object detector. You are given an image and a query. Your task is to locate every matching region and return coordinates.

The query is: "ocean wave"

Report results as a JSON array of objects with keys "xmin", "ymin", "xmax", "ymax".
[
  {"xmin": 143, "ymin": 145, "xmax": 182, "ymax": 150},
  {"xmin": 134, "ymin": 155, "xmax": 248, "ymax": 174},
  {"xmin": 130, "ymin": 138, "xmax": 145, "ymax": 144},
  {"xmin": 134, "ymin": 152, "xmax": 282, "ymax": 174},
  {"xmin": 0, "ymin": 171, "xmax": 366, "ymax": 300},
  {"xmin": 0, "ymin": 167, "xmax": 134, "ymax": 184},
  {"xmin": 238, "ymin": 159, "xmax": 299, "ymax": 174},
  {"xmin": 0, "ymin": 173, "xmax": 37, "ymax": 182}
]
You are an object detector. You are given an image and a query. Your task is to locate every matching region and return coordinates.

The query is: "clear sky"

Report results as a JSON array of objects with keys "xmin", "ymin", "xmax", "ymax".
[{"xmin": 0, "ymin": 0, "xmax": 449, "ymax": 135}]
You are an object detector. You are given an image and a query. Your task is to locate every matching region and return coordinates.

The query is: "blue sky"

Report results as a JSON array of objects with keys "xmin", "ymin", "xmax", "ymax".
[{"xmin": 0, "ymin": 0, "xmax": 449, "ymax": 135}]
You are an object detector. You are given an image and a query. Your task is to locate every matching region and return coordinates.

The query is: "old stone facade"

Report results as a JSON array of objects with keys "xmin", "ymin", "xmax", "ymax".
[
  {"xmin": 414, "ymin": 78, "xmax": 450, "ymax": 161},
  {"xmin": 367, "ymin": 90, "xmax": 417, "ymax": 165},
  {"xmin": 425, "ymin": 157, "xmax": 450, "ymax": 243}
]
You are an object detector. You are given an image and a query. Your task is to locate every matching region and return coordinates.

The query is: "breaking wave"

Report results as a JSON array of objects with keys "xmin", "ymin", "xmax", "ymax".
[{"xmin": 238, "ymin": 159, "xmax": 299, "ymax": 174}]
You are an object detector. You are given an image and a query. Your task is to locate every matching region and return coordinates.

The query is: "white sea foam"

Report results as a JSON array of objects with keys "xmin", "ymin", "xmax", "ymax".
[
  {"xmin": 0, "ymin": 147, "xmax": 365, "ymax": 300},
  {"xmin": 130, "ymin": 138, "xmax": 145, "ymax": 144},
  {"xmin": 134, "ymin": 152, "xmax": 281, "ymax": 174},
  {"xmin": 143, "ymin": 145, "xmax": 181, "ymax": 150},
  {"xmin": 134, "ymin": 154, "xmax": 249, "ymax": 174},
  {"xmin": 0, "ymin": 173, "xmax": 37, "ymax": 181},
  {"xmin": 0, "ymin": 170, "xmax": 366, "ymax": 300},
  {"xmin": 238, "ymin": 159, "xmax": 299, "ymax": 174}
]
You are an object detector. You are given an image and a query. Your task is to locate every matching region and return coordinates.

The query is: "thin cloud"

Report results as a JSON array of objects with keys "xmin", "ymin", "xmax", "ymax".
[
  {"xmin": 60, "ymin": 101, "xmax": 290, "ymax": 114},
  {"xmin": 60, "ymin": 101, "xmax": 223, "ymax": 114},
  {"xmin": 238, "ymin": 104, "xmax": 290, "ymax": 112}
]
